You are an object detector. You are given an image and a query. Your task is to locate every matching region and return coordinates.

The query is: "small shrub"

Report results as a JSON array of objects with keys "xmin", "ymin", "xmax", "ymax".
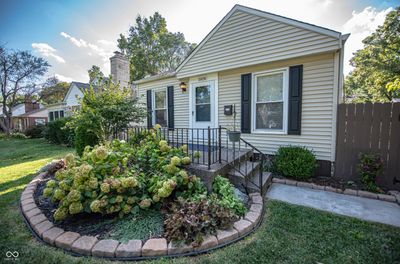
[
  {"xmin": 164, "ymin": 198, "xmax": 238, "ymax": 246},
  {"xmin": 357, "ymin": 153, "xmax": 383, "ymax": 192},
  {"xmin": 25, "ymin": 125, "xmax": 46, "ymax": 138},
  {"xmin": 212, "ymin": 176, "xmax": 246, "ymax": 216},
  {"xmin": 43, "ymin": 117, "xmax": 75, "ymax": 146},
  {"xmin": 273, "ymin": 146, "xmax": 317, "ymax": 180},
  {"xmin": 74, "ymin": 123, "xmax": 100, "ymax": 156}
]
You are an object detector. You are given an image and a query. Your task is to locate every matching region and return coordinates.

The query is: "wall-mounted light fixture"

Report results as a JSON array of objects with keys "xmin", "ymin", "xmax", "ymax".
[{"xmin": 180, "ymin": 82, "xmax": 187, "ymax": 92}]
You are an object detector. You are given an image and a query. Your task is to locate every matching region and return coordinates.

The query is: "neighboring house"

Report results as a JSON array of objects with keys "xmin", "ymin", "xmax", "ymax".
[
  {"xmin": 134, "ymin": 5, "xmax": 349, "ymax": 175},
  {"xmin": 0, "ymin": 101, "xmax": 48, "ymax": 132},
  {"xmin": 48, "ymin": 52, "xmax": 131, "ymax": 121}
]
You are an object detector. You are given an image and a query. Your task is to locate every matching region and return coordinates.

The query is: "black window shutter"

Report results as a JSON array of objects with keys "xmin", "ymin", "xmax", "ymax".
[
  {"xmin": 288, "ymin": 65, "xmax": 303, "ymax": 135},
  {"xmin": 146, "ymin": 90, "xmax": 152, "ymax": 128},
  {"xmin": 167, "ymin": 86, "xmax": 174, "ymax": 129},
  {"xmin": 241, "ymin": 73, "xmax": 252, "ymax": 133}
]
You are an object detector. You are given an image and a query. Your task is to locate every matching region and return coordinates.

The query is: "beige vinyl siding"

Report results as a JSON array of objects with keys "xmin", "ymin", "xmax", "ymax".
[
  {"xmin": 218, "ymin": 53, "xmax": 336, "ymax": 161},
  {"xmin": 177, "ymin": 10, "xmax": 339, "ymax": 78},
  {"xmin": 137, "ymin": 77, "xmax": 189, "ymax": 128}
]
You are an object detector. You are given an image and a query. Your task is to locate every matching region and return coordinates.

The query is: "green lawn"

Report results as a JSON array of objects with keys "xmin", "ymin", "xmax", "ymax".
[{"xmin": 0, "ymin": 138, "xmax": 399, "ymax": 264}]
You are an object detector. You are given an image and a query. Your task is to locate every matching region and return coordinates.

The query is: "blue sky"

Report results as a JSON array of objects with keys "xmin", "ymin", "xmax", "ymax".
[{"xmin": 0, "ymin": 0, "xmax": 398, "ymax": 82}]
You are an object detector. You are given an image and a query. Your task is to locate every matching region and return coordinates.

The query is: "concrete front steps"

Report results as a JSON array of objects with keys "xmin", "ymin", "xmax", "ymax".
[{"xmin": 227, "ymin": 155, "xmax": 272, "ymax": 194}]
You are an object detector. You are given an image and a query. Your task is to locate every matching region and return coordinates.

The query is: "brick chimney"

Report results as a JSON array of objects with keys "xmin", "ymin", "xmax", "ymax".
[{"xmin": 110, "ymin": 51, "xmax": 130, "ymax": 89}]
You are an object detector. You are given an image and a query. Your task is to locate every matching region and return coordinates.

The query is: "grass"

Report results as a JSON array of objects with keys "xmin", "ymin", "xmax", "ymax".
[{"xmin": 0, "ymin": 138, "xmax": 400, "ymax": 264}]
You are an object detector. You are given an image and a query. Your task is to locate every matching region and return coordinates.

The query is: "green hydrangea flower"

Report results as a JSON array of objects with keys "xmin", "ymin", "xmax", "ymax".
[
  {"xmin": 65, "ymin": 153, "xmax": 75, "ymax": 167},
  {"xmin": 46, "ymin": 180, "xmax": 56, "ymax": 188},
  {"xmin": 54, "ymin": 207, "xmax": 68, "ymax": 221},
  {"xmin": 126, "ymin": 197, "xmax": 136, "ymax": 205},
  {"xmin": 88, "ymin": 177, "xmax": 98, "ymax": 189},
  {"xmin": 139, "ymin": 198, "xmax": 151, "ymax": 209},
  {"xmin": 90, "ymin": 200, "xmax": 101, "ymax": 213},
  {"xmin": 121, "ymin": 177, "xmax": 138, "ymax": 188},
  {"xmin": 43, "ymin": 187, "xmax": 53, "ymax": 197},
  {"xmin": 67, "ymin": 190, "xmax": 81, "ymax": 202},
  {"xmin": 181, "ymin": 157, "xmax": 191, "ymax": 165},
  {"xmin": 95, "ymin": 146, "xmax": 108, "ymax": 160},
  {"xmin": 53, "ymin": 189, "xmax": 65, "ymax": 201},
  {"xmin": 122, "ymin": 204, "xmax": 132, "ymax": 214},
  {"xmin": 170, "ymin": 156, "xmax": 181, "ymax": 166},
  {"xmin": 69, "ymin": 202, "xmax": 83, "ymax": 214},
  {"xmin": 100, "ymin": 182, "xmax": 110, "ymax": 193}
]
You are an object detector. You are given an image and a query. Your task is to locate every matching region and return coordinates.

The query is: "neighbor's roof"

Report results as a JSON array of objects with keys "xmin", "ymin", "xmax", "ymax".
[
  {"xmin": 18, "ymin": 108, "xmax": 47, "ymax": 117},
  {"xmin": 71, "ymin": 81, "xmax": 90, "ymax": 91}
]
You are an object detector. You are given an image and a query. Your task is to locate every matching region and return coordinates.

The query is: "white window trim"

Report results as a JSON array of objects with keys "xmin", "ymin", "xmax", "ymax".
[
  {"xmin": 252, "ymin": 67, "xmax": 289, "ymax": 134},
  {"xmin": 152, "ymin": 88, "xmax": 168, "ymax": 127}
]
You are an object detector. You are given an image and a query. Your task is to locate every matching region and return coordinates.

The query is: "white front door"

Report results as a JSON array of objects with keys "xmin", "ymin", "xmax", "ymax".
[{"xmin": 191, "ymin": 80, "xmax": 215, "ymax": 129}]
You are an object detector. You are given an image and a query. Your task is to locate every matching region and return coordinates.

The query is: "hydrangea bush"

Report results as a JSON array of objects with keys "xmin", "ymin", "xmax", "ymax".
[{"xmin": 43, "ymin": 127, "xmax": 203, "ymax": 221}]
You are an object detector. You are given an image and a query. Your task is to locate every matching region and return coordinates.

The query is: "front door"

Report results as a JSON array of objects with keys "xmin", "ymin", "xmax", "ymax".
[{"xmin": 191, "ymin": 80, "xmax": 215, "ymax": 129}]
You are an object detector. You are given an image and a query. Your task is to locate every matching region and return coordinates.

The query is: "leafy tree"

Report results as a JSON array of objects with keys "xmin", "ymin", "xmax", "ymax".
[
  {"xmin": 0, "ymin": 45, "xmax": 50, "ymax": 133},
  {"xmin": 345, "ymin": 7, "xmax": 400, "ymax": 102},
  {"xmin": 39, "ymin": 77, "xmax": 70, "ymax": 104},
  {"xmin": 69, "ymin": 73, "xmax": 146, "ymax": 155},
  {"xmin": 88, "ymin": 65, "xmax": 105, "ymax": 86},
  {"xmin": 118, "ymin": 12, "xmax": 196, "ymax": 81}
]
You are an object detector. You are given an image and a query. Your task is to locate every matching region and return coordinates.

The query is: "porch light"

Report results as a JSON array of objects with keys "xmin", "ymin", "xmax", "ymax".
[{"xmin": 180, "ymin": 82, "xmax": 187, "ymax": 92}]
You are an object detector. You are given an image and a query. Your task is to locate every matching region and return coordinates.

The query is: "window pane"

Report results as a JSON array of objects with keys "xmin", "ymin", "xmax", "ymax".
[
  {"xmin": 155, "ymin": 91, "xmax": 166, "ymax": 109},
  {"xmin": 49, "ymin": 112, "xmax": 54, "ymax": 121},
  {"xmin": 256, "ymin": 102, "xmax": 283, "ymax": 130},
  {"xmin": 54, "ymin": 111, "xmax": 59, "ymax": 119},
  {"xmin": 257, "ymin": 73, "xmax": 283, "ymax": 102},
  {"xmin": 60, "ymin": 111, "xmax": 64, "ymax": 117},
  {"xmin": 196, "ymin": 104, "xmax": 211, "ymax": 121},
  {"xmin": 196, "ymin": 85, "xmax": 210, "ymax": 104},
  {"xmin": 155, "ymin": 110, "xmax": 167, "ymax": 127}
]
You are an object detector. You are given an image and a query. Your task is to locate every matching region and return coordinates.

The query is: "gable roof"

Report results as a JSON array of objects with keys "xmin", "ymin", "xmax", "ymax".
[
  {"xmin": 176, "ymin": 4, "xmax": 343, "ymax": 75},
  {"xmin": 63, "ymin": 82, "xmax": 90, "ymax": 102}
]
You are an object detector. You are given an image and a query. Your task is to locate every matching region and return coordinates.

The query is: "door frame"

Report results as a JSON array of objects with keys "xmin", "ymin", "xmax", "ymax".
[{"xmin": 188, "ymin": 73, "xmax": 219, "ymax": 129}]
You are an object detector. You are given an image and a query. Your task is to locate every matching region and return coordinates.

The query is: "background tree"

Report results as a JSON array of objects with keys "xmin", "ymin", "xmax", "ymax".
[
  {"xmin": 70, "ymin": 73, "xmax": 146, "ymax": 155},
  {"xmin": 0, "ymin": 45, "xmax": 50, "ymax": 133},
  {"xmin": 118, "ymin": 12, "xmax": 196, "ymax": 81},
  {"xmin": 345, "ymin": 7, "xmax": 400, "ymax": 102},
  {"xmin": 39, "ymin": 76, "xmax": 70, "ymax": 104},
  {"xmin": 88, "ymin": 65, "xmax": 105, "ymax": 86}
]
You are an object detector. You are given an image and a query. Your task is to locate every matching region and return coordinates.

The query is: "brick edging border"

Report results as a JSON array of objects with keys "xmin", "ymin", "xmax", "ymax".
[
  {"xmin": 20, "ymin": 172, "xmax": 265, "ymax": 260},
  {"xmin": 272, "ymin": 177, "xmax": 400, "ymax": 205}
]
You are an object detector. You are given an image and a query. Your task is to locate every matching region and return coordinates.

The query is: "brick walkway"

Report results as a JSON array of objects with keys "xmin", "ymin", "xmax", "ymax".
[{"xmin": 266, "ymin": 183, "xmax": 400, "ymax": 227}]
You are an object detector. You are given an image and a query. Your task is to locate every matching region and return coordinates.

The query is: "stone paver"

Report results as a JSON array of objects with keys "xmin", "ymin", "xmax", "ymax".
[
  {"xmin": 71, "ymin": 236, "xmax": 98, "ymax": 255},
  {"xmin": 272, "ymin": 178, "xmax": 285, "ymax": 184},
  {"xmin": 33, "ymin": 220, "xmax": 54, "ymax": 237},
  {"xmin": 216, "ymin": 228, "xmax": 238, "ymax": 244},
  {"xmin": 168, "ymin": 241, "xmax": 193, "ymax": 255},
  {"xmin": 285, "ymin": 179, "xmax": 297, "ymax": 186},
  {"xmin": 244, "ymin": 211, "xmax": 261, "ymax": 224},
  {"xmin": 30, "ymin": 213, "xmax": 47, "ymax": 225},
  {"xmin": 267, "ymin": 183, "xmax": 400, "ymax": 227},
  {"xmin": 21, "ymin": 199, "xmax": 34, "ymax": 206},
  {"xmin": 343, "ymin": 189, "xmax": 358, "ymax": 196},
  {"xmin": 92, "ymin": 239, "xmax": 120, "ymax": 257},
  {"xmin": 24, "ymin": 208, "xmax": 41, "ymax": 218},
  {"xmin": 142, "ymin": 238, "xmax": 167, "ymax": 256},
  {"xmin": 357, "ymin": 190, "xmax": 378, "ymax": 199},
  {"xmin": 22, "ymin": 203, "xmax": 37, "ymax": 213},
  {"xmin": 311, "ymin": 183, "xmax": 325, "ymax": 190},
  {"xmin": 21, "ymin": 193, "xmax": 33, "ymax": 201},
  {"xmin": 378, "ymin": 193, "xmax": 397, "ymax": 203},
  {"xmin": 55, "ymin": 231, "xmax": 81, "ymax": 250},
  {"xmin": 115, "ymin": 240, "xmax": 142, "ymax": 257},
  {"xmin": 251, "ymin": 194, "xmax": 263, "ymax": 205},
  {"xmin": 233, "ymin": 219, "xmax": 253, "ymax": 236},
  {"xmin": 325, "ymin": 186, "xmax": 343, "ymax": 193},
  {"xmin": 43, "ymin": 227, "xmax": 64, "ymax": 245},
  {"xmin": 195, "ymin": 235, "xmax": 218, "ymax": 251},
  {"xmin": 249, "ymin": 203, "xmax": 262, "ymax": 214},
  {"xmin": 297, "ymin": 181, "xmax": 313, "ymax": 188}
]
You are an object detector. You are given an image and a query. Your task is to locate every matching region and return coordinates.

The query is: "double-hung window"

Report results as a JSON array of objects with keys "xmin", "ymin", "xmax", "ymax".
[
  {"xmin": 153, "ymin": 90, "xmax": 168, "ymax": 127},
  {"xmin": 253, "ymin": 68, "xmax": 288, "ymax": 133}
]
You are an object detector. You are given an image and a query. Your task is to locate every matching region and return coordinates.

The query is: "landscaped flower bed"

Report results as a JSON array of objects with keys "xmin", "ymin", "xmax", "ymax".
[{"xmin": 20, "ymin": 127, "xmax": 264, "ymax": 259}]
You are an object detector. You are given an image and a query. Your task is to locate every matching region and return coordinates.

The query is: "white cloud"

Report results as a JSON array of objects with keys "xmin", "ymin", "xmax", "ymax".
[
  {"xmin": 60, "ymin": 32, "xmax": 88, "ymax": 48},
  {"xmin": 31, "ymin": 43, "xmax": 66, "ymax": 63},
  {"xmin": 342, "ymin": 6, "xmax": 393, "ymax": 74},
  {"xmin": 60, "ymin": 31, "xmax": 117, "ymax": 73},
  {"xmin": 54, "ymin": 73, "xmax": 74, "ymax": 82}
]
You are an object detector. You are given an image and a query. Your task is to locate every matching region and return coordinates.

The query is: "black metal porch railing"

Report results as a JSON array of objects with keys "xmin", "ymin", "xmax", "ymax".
[{"xmin": 114, "ymin": 126, "xmax": 267, "ymax": 195}]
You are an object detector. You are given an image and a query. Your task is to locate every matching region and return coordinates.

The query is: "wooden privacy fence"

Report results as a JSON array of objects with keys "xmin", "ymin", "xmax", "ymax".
[{"xmin": 335, "ymin": 102, "xmax": 400, "ymax": 190}]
